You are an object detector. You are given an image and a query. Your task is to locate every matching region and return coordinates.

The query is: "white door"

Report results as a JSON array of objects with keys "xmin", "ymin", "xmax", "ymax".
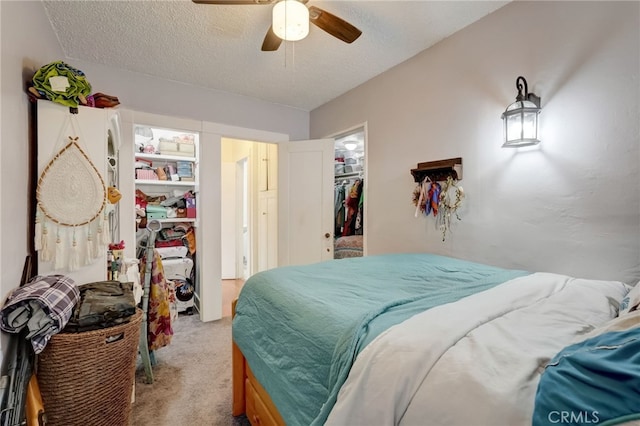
[{"xmin": 278, "ymin": 139, "xmax": 335, "ymax": 267}]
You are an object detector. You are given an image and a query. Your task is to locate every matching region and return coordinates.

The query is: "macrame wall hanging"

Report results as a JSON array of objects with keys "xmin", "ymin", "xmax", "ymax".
[
  {"xmin": 35, "ymin": 114, "xmax": 109, "ymax": 272},
  {"xmin": 412, "ymin": 175, "xmax": 465, "ymax": 241}
]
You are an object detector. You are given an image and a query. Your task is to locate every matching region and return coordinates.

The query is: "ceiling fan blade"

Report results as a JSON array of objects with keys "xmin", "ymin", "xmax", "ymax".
[
  {"xmin": 192, "ymin": 0, "xmax": 275, "ymax": 4},
  {"xmin": 261, "ymin": 25, "xmax": 283, "ymax": 51},
  {"xmin": 308, "ymin": 6, "xmax": 362, "ymax": 44}
]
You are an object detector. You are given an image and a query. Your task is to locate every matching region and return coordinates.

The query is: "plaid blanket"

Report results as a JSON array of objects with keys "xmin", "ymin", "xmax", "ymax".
[{"xmin": 0, "ymin": 275, "xmax": 79, "ymax": 354}]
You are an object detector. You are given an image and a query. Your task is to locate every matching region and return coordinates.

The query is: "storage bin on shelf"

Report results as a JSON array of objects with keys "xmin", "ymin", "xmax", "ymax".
[
  {"xmin": 186, "ymin": 197, "xmax": 196, "ymax": 219},
  {"xmin": 158, "ymin": 138, "xmax": 195, "ymax": 157},
  {"xmin": 37, "ymin": 309, "xmax": 143, "ymax": 426}
]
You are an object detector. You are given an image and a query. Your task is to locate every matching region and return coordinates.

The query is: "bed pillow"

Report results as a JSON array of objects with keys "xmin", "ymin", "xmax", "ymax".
[
  {"xmin": 533, "ymin": 325, "xmax": 640, "ymax": 425},
  {"xmin": 619, "ymin": 282, "xmax": 640, "ymax": 315}
]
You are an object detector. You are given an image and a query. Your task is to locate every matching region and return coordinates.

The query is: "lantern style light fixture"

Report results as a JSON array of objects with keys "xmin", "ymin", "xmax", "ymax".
[
  {"xmin": 501, "ymin": 76, "xmax": 541, "ymax": 147},
  {"xmin": 272, "ymin": 0, "xmax": 309, "ymax": 42}
]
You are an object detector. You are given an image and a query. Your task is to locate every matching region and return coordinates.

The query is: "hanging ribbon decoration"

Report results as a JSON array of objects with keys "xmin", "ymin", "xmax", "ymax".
[
  {"xmin": 412, "ymin": 175, "xmax": 464, "ymax": 241},
  {"xmin": 413, "ymin": 176, "xmax": 430, "ymax": 217}
]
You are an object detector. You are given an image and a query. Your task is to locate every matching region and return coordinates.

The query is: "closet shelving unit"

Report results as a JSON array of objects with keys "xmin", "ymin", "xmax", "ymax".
[
  {"xmin": 134, "ymin": 156, "xmax": 197, "ymax": 224},
  {"xmin": 134, "ymin": 125, "xmax": 199, "ymax": 317},
  {"xmin": 134, "ymin": 142, "xmax": 198, "ymax": 226}
]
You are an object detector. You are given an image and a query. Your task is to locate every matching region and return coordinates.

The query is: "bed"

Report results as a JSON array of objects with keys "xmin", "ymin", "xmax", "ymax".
[{"xmin": 231, "ymin": 253, "xmax": 633, "ymax": 426}]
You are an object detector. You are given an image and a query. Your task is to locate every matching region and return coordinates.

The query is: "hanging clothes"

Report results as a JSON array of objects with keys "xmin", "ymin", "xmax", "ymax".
[
  {"xmin": 335, "ymin": 184, "xmax": 346, "ymax": 236},
  {"xmin": 355, "ymin": 187, "xmax": 364, "ymax": 235},
  {"xmin": 342, "ymin": 179, "xmax": 363, "ymax": 237}
]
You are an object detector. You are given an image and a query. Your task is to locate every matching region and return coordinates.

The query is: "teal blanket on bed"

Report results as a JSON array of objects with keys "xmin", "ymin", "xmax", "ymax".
[
  {"xmin": 232, "ymin": 253, "xmax": 528, "ymax": 426},
  {"xmin": 533, "ymin": 328, "xmax": 640, "ymax": 426}
]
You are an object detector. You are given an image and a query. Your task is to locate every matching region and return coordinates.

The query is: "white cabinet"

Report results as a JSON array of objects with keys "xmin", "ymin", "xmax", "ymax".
[{"xmin": 36, "ymin": 100, "xmax": 120, "ymax": 285}]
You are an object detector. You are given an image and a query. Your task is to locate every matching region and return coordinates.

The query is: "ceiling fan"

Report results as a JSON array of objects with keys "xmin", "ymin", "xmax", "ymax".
[{"xmin": 192, "ymin": 0, "xmax": 362, "ymax": 52}]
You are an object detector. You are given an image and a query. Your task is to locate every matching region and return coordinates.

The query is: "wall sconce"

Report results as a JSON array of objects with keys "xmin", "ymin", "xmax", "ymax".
[
  {"xmin": 501, "ymin": 76, "xmax": 541, "ymax": 147},
  {"xmin": 273, "ymin": 0, "xmax": 309, "ymax": 41}
]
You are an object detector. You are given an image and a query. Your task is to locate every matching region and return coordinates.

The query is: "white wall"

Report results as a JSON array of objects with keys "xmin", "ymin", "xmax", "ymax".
[
  {"xmin": 221, "ymin": 158, "xmax": 237, "ymax": 279},
  {"xmin": 311, "ymin": 1, "xmax": 640, "ymax": 284},
  {"xmin": 0, "ymin": 1, "xmax": 65, "ymax": 300},
  {"xmin": 64, "ymin": 59, "xmax": 310, "ymax": 142}
]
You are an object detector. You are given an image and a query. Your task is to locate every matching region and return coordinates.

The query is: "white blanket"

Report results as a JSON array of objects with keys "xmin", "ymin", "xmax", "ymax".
[{"xmin": 326, "ymin": 273, "xmax": 629, "ymax": 426}]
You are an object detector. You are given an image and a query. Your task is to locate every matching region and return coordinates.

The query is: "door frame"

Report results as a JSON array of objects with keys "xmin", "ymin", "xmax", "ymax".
[
  {"xmin": 201, "ymin": 123, "xmax": 290, "ymax": 322},
  {"xmin": 117, "ymin": 110, "xmax": 291, "ymax": 322}
]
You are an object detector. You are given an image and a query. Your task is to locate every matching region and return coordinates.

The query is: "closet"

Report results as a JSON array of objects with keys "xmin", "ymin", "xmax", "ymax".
[
  {"xmin": 119, "ymin": 110, "xmax": 247, "ymax": 323},
  {"xmin": 133, "ymin": 124, "xmax": 198, "ymax": 315},
  {"xmin": 333, "ymin": 129, "xmax": 365, "ymax": 259}
]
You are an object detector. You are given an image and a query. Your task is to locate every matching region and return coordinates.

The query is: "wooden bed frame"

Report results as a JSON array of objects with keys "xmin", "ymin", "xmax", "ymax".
[{"xmin": 232, "ymin": 299, "xmax": 285, "ymax": 426}]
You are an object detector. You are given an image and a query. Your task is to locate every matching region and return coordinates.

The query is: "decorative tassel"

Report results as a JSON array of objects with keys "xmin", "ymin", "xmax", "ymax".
[
  {"xmin": 96, "ymin": 215, "xmax": 103, "ymax": 246},
  {"xmin": 69, "ymin": 228, "xmax": 80, "ymax": 271},
  {"xmin": 103, "ymin": 210, "xmax": 109, "ymax": 245},
  {"xmin": 34, "ymin": 212, "xmax": 42, "ymax": 251},
  {"xmin": 97, "ymin": 209, "xmax": 109, "ymax": 246},
  {"xmin": 54, "ymin": 228, "xmax": 64, "ymax": 270},
  {"xmin": 92, "ymin": 224, "xmax": 100, "ymax": 258},
  {"xmin": 40, "ymin": 223, "xmax": 52, "ymax": 262},
  {"xmin": 86, "ymin": 229, "xmax": 94, "ymax": 265}
]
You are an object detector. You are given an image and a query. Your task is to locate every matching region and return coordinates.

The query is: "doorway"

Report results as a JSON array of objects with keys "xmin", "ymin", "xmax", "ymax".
[
  {"xmin": 221, "ymin": 138, "xmax": 278, "ymax": 284},
  {"xmin": 332, "ymin": 126, "xmax": 366, "ymax": 259},
  {"xmin": 220, "ymin": 136, "xmax": 340, "ymax": 315},
  {"xmin": 236, "ymin": 157, "xmax": 249, "ymax": 280}
]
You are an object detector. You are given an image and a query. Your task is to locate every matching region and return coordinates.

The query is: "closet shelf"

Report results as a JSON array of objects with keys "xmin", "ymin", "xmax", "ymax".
[
  {"xmin": 410, "ymin": 157, "xmax": 463, "ymax": 182},
  {"xmin": 135, "ymin": 153, "xmax": 196, "ymax": 163},
  {"xmin": 154, "ymin": 218, "xmax": 196, "ymax": 224},
  {"xmin": 135, "ymin": 179, "xmax": 196, "ymax": 187},
  {"xmin": 335, "ymin": 172, "xmax": 363, "ymax": 180}
]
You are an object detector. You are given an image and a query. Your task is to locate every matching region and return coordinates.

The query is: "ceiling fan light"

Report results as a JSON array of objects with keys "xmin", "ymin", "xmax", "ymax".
[{"xmin": 272, "ymin": 0, "xmax": 309, "ymax": 42}]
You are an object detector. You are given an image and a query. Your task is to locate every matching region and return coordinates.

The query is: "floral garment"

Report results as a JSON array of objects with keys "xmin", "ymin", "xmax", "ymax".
[{"xmin": 140, "ymin": 250, "xmax": 174, "ymax": 351}]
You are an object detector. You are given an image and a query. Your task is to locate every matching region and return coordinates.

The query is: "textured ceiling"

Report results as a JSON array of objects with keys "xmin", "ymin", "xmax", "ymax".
[{"xmin": 42, "ymin": 0, "xmax": 509, "ymax": 111}]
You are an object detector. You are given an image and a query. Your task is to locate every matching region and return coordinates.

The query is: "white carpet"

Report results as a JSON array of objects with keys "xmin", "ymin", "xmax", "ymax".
[{"xmin": 132, "ymin": 313, "xmax": 249, "ymax": 426}]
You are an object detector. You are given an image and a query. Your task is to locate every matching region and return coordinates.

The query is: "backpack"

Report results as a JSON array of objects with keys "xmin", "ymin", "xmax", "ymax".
[{"xmin": 64, "ymin": 281, "xmax": 136, "ymax": 332}]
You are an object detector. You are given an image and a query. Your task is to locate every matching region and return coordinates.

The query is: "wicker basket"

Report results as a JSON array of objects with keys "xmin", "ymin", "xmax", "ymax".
[{"xmin": 37, "ymin": 308, "xmax": 143, "ymax": 426}]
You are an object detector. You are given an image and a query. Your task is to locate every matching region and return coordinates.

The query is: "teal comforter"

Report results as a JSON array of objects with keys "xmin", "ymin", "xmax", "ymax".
[
  {"xmin": 534, "ymin": 328, "xmax": 640, "ymax": 426},
  {"xmin": 232, "ymin": 253, "xmax": 528, "ymax": 425}
]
